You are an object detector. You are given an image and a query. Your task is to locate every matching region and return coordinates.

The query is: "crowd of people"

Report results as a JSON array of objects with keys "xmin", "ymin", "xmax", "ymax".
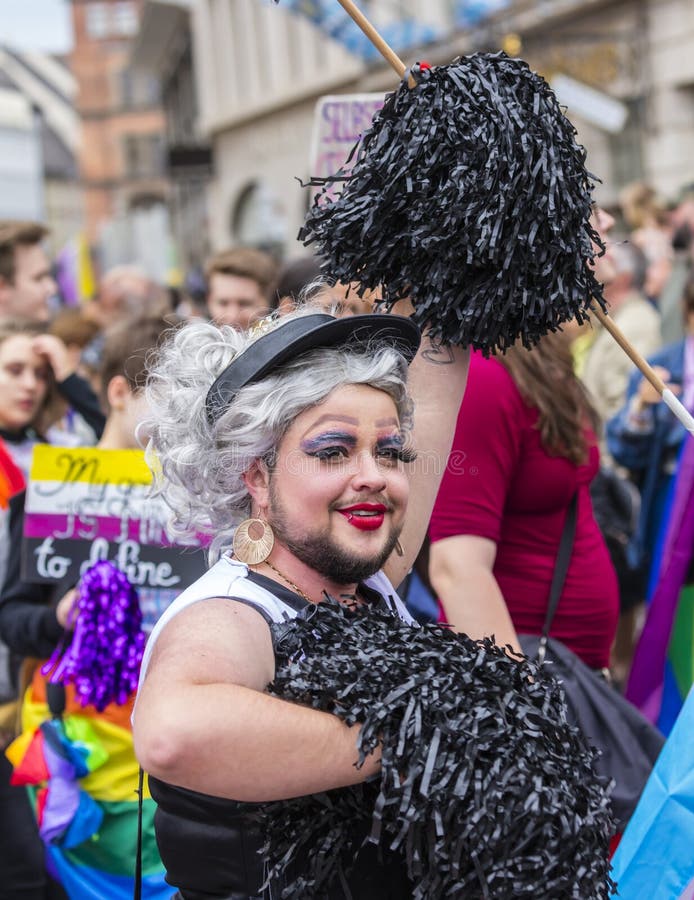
[{"xmin": 0, "ymin": 176, "xmax": 693, "ymax": 898}]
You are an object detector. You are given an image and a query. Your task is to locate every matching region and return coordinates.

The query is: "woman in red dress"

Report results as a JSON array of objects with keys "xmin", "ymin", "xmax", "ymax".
[{"xmin": 429, "ymin": 331, "xmax": 619, "ymax": 671}]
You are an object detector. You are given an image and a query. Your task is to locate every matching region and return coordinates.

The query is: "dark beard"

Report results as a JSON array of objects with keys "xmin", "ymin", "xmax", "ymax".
[
  {"xmin": 268, "ymin": 486, "xmax": 401, "ymax": 584},
  {"xmin": 277, "ymin": 526, "xmax": 399, "ymax": 585}
]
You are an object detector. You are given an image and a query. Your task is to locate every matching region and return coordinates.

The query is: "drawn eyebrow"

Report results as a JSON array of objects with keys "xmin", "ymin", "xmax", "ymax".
[{"xmin": 300, "ymin": 414, "xmax": 359, "ymax": 439}]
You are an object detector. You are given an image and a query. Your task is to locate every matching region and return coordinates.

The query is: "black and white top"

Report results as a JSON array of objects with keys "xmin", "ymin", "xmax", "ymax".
[{"xmin": 137, "ymin": 556, "xmax": 415, "ymax": 900}]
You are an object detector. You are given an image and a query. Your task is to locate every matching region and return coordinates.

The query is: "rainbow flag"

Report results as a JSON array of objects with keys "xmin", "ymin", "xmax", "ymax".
[
  {"xmin": 0, "ymin": 438, "xmax": 25, "ymax": 509},
  {"xmin": 6, "ymin": 669, "xmax": 172, "ymax": 899},
  {"xmin": 626, "ymin": 435, "xmax": 694, "ymax": 734}
]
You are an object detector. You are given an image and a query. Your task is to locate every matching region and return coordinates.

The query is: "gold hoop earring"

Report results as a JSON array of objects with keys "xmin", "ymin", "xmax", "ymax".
[
  {"xmin": 232, "ymin": 518, "xmax": 274, "ymax": 565},
  {"xmin": 395, "ymin": 539, "xmax": 404, "ymax": 557}
]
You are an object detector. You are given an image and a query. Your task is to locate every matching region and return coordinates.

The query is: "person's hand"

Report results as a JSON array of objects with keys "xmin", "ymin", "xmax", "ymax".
[
  {"xmin": 32, "ymin": 334, "xmax": 74, "ymax": 382},
  {"xmin": 634, "ymin": 367, "xmax": 680, "ymax": 411},
  {"xmin": 56, "ymin": 588, "xmax": 78, "ymax": 629}
]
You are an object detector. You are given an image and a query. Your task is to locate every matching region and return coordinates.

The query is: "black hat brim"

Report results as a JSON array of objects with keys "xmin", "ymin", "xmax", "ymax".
[{"xmin": 206, "ymin": 313, "xmax": 421, "ymax": 423}]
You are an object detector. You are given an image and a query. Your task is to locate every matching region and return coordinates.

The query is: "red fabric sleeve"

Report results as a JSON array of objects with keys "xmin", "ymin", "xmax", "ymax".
[{"xmin": 429, "ymin": 353, "xmax": 526, "ymax": 545}]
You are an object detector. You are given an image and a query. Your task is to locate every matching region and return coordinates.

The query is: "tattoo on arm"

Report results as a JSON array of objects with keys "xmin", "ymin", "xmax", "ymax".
[{"xmin": 421, "ymin": 340, "xmax": 455, "ymax": 366}]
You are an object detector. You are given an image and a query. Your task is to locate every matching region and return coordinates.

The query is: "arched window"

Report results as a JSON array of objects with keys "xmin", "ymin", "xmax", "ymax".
[{"xmin": 231, "ymin": 181, "xmax": 287, "ymax": 254}]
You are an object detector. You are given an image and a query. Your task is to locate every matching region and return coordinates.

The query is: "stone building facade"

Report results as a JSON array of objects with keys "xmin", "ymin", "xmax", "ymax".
[
  {"xmin": 510, "ymin": 0, "xmax": 694, "ymax": 203},
  {"xmin": 142, "ymin": 0, "xmax": 694, "ymax": 259},
  {"xmin": 132, "ymin": 0, "xmax": 212, "ymax": 273}
]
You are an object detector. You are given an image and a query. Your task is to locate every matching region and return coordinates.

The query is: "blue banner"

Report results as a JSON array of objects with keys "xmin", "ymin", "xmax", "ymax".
[
  {"xmin": 276, "ymin": 0, "xmax": 509, "ymax": 61},
  {"xmin": 610, "ymin": 688, "xmax": 694, "ymax": 898},
  {"xmin": 454, "ymin": 0, "xmax": 510, "ymax": 28},
  {"xmin": 277, "ymin": 0, "xmax": 439, "ymax": 60}
]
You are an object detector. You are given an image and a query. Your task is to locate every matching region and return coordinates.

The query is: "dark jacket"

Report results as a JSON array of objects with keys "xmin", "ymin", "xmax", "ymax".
[
  {"xmin": 0, "ymin": 372, "xmax": 104, "ymax": 668},
  {"xmin": 0, "ymin": 491, "xmax": 66, "ymax": 665}
]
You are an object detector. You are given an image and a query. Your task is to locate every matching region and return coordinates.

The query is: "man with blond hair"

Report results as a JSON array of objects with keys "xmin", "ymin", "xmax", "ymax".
[
  {"xmin": 205, "ymin": 246, "xmax": 277, "ymax": 331},
  {"xmin": 0, "ymin": 220, "xmax": 57, "ymax": 321}
]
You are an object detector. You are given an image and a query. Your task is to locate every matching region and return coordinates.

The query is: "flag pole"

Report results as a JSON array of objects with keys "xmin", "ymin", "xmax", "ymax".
[{"xmin": 335, "ymin": 0, "xmax": 415, "ymax": 85}]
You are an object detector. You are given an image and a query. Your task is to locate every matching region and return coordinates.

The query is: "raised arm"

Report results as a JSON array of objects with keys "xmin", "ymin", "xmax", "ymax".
[
  {"xmin": 32, "ymin": 334, "xmax": 106, "ymax": 438},
  {"xmin": 133, "ymin": 599, "xmax": 381, "ymax": 801},
  {"xmin": 383, "ymin": 333, "xmax": 469, "ymax": 586}
]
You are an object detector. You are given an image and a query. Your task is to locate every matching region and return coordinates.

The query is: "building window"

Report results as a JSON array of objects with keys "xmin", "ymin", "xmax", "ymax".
[
  {"xmin": 124, "ymin": 135, "xmax": 138, "ymax": 177},
  {"xmin": 609, "ymin": 98, "xmax": 646, "ymax": 191},
  {"xmin": 123, "ymin": 134, "xmax": 165, "ymax": 178},
  {"xmin": 86, "ymin": 1, "xmax": 138, "ymax": 40},
  {"xmin": 120, "ymin": 69, "xmax": 134, "ymax": 107},
  {"xmin": 232, "ymin": 181, "xmax": 288, "ymax": 253},
  {"xmin": 118, "ymin": 69, "xmax": 159, "ymax": 109},
  {"xmin": 113, "ymin": 1, "xmax": 139, "ymax": 36},
  {"xmin": 86, "ymin": 2, "xmax": 110, "ymax": 38}
]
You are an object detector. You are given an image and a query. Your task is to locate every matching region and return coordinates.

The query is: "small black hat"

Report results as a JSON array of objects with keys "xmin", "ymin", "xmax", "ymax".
[{"xmin": 205, "ymin": 313, "xmax": 421, "ymax": 423}]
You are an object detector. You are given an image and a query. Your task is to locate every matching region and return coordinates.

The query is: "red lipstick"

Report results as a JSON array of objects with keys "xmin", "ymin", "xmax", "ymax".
[{"xmin": 338, "ymin": 503, "xmax": 387, "ymax": 531}]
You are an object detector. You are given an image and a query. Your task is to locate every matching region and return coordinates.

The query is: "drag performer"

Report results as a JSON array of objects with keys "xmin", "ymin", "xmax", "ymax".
[
  {"xmin": 134, "ymin": 306, "xmax": 615, "ymax": 899},
  {"xmin": 134, "ymin": 307, "xmax": 468, "ymax": 897}
]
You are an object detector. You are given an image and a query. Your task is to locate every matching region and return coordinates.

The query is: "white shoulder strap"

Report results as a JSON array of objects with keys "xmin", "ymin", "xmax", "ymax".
[{"xmin": 139, "ymin": 556, "xmax": 295, "ymax": 682}]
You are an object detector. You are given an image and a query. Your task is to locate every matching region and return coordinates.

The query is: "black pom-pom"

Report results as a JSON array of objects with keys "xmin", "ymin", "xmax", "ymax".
[
  {"xmin": 299, "ymin": 53, "xmax": 607, "ymax": 354},
  {"xmin": 259, "ymin": 600, "xmax": 616, "ymax": 898}
]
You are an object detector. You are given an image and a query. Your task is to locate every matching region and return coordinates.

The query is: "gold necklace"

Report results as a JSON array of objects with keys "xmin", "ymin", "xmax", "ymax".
[{"xmin": 260, "ymin": 558, "xmax": 315, "ymax": 605}]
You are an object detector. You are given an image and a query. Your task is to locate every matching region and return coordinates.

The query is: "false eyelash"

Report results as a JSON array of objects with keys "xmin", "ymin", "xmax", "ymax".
[{"xmin": 383, "ymin": 446, "xmax": 418, "ymax": 464}]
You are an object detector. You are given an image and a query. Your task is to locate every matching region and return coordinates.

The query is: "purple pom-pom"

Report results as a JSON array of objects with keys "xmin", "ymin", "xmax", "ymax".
[{"xmin": 42, "ymin": 561, "xmax": 145, "ymax": 712}]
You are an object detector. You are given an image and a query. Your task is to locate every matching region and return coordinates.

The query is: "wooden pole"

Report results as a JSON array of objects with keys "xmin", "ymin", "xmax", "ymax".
[
  {"xmin": 590, "ymin": 304, "xmax": 666, "ymax": 395},
  {"xmin": 591, "ymin": 303, "xmax": 694, "ymax": 434},
  {"xmin": 335, "ymin": 0, "xmax": 415, "ymax": 85},
  {"xmin": 334, "ymin": 0, "xmax": 694, "ymax": 434}
]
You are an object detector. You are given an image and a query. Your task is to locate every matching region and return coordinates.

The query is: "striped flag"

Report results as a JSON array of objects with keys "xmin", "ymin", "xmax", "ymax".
[
  {"xmin": 0, "ymin": 438, "xmax": 25, "ymax": 509},
  {"xmin": 626, "ymin": 436, "xmax": 694, "ymax": 734},
  {"xmin": 55, "ymin": 234, "xmax": 96, "ymax": 308},
  {"xmin": 7, "ymin": 670, "xmax": 171, "ymax": 900}
]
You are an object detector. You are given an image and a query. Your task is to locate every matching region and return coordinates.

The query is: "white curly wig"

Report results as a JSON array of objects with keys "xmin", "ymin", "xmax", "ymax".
[{"xmin": 145, "ymin": 308, "xmax": 414, "ymax": 561}]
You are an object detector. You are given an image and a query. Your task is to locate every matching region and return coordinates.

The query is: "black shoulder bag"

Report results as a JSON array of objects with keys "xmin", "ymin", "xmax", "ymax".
[{"xmin": 518, "ymin": 494, "xmax": 664, "ymax": 831}]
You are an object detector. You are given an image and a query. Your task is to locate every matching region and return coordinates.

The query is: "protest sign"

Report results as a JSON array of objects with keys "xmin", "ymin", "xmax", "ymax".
[
  {"xmin": 22, "ymin": 446, "xmax": 207, "ymax": 630},
  {"xmin": 309, "ymin": 93, "xmax": 385, "ymax": 203}
]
